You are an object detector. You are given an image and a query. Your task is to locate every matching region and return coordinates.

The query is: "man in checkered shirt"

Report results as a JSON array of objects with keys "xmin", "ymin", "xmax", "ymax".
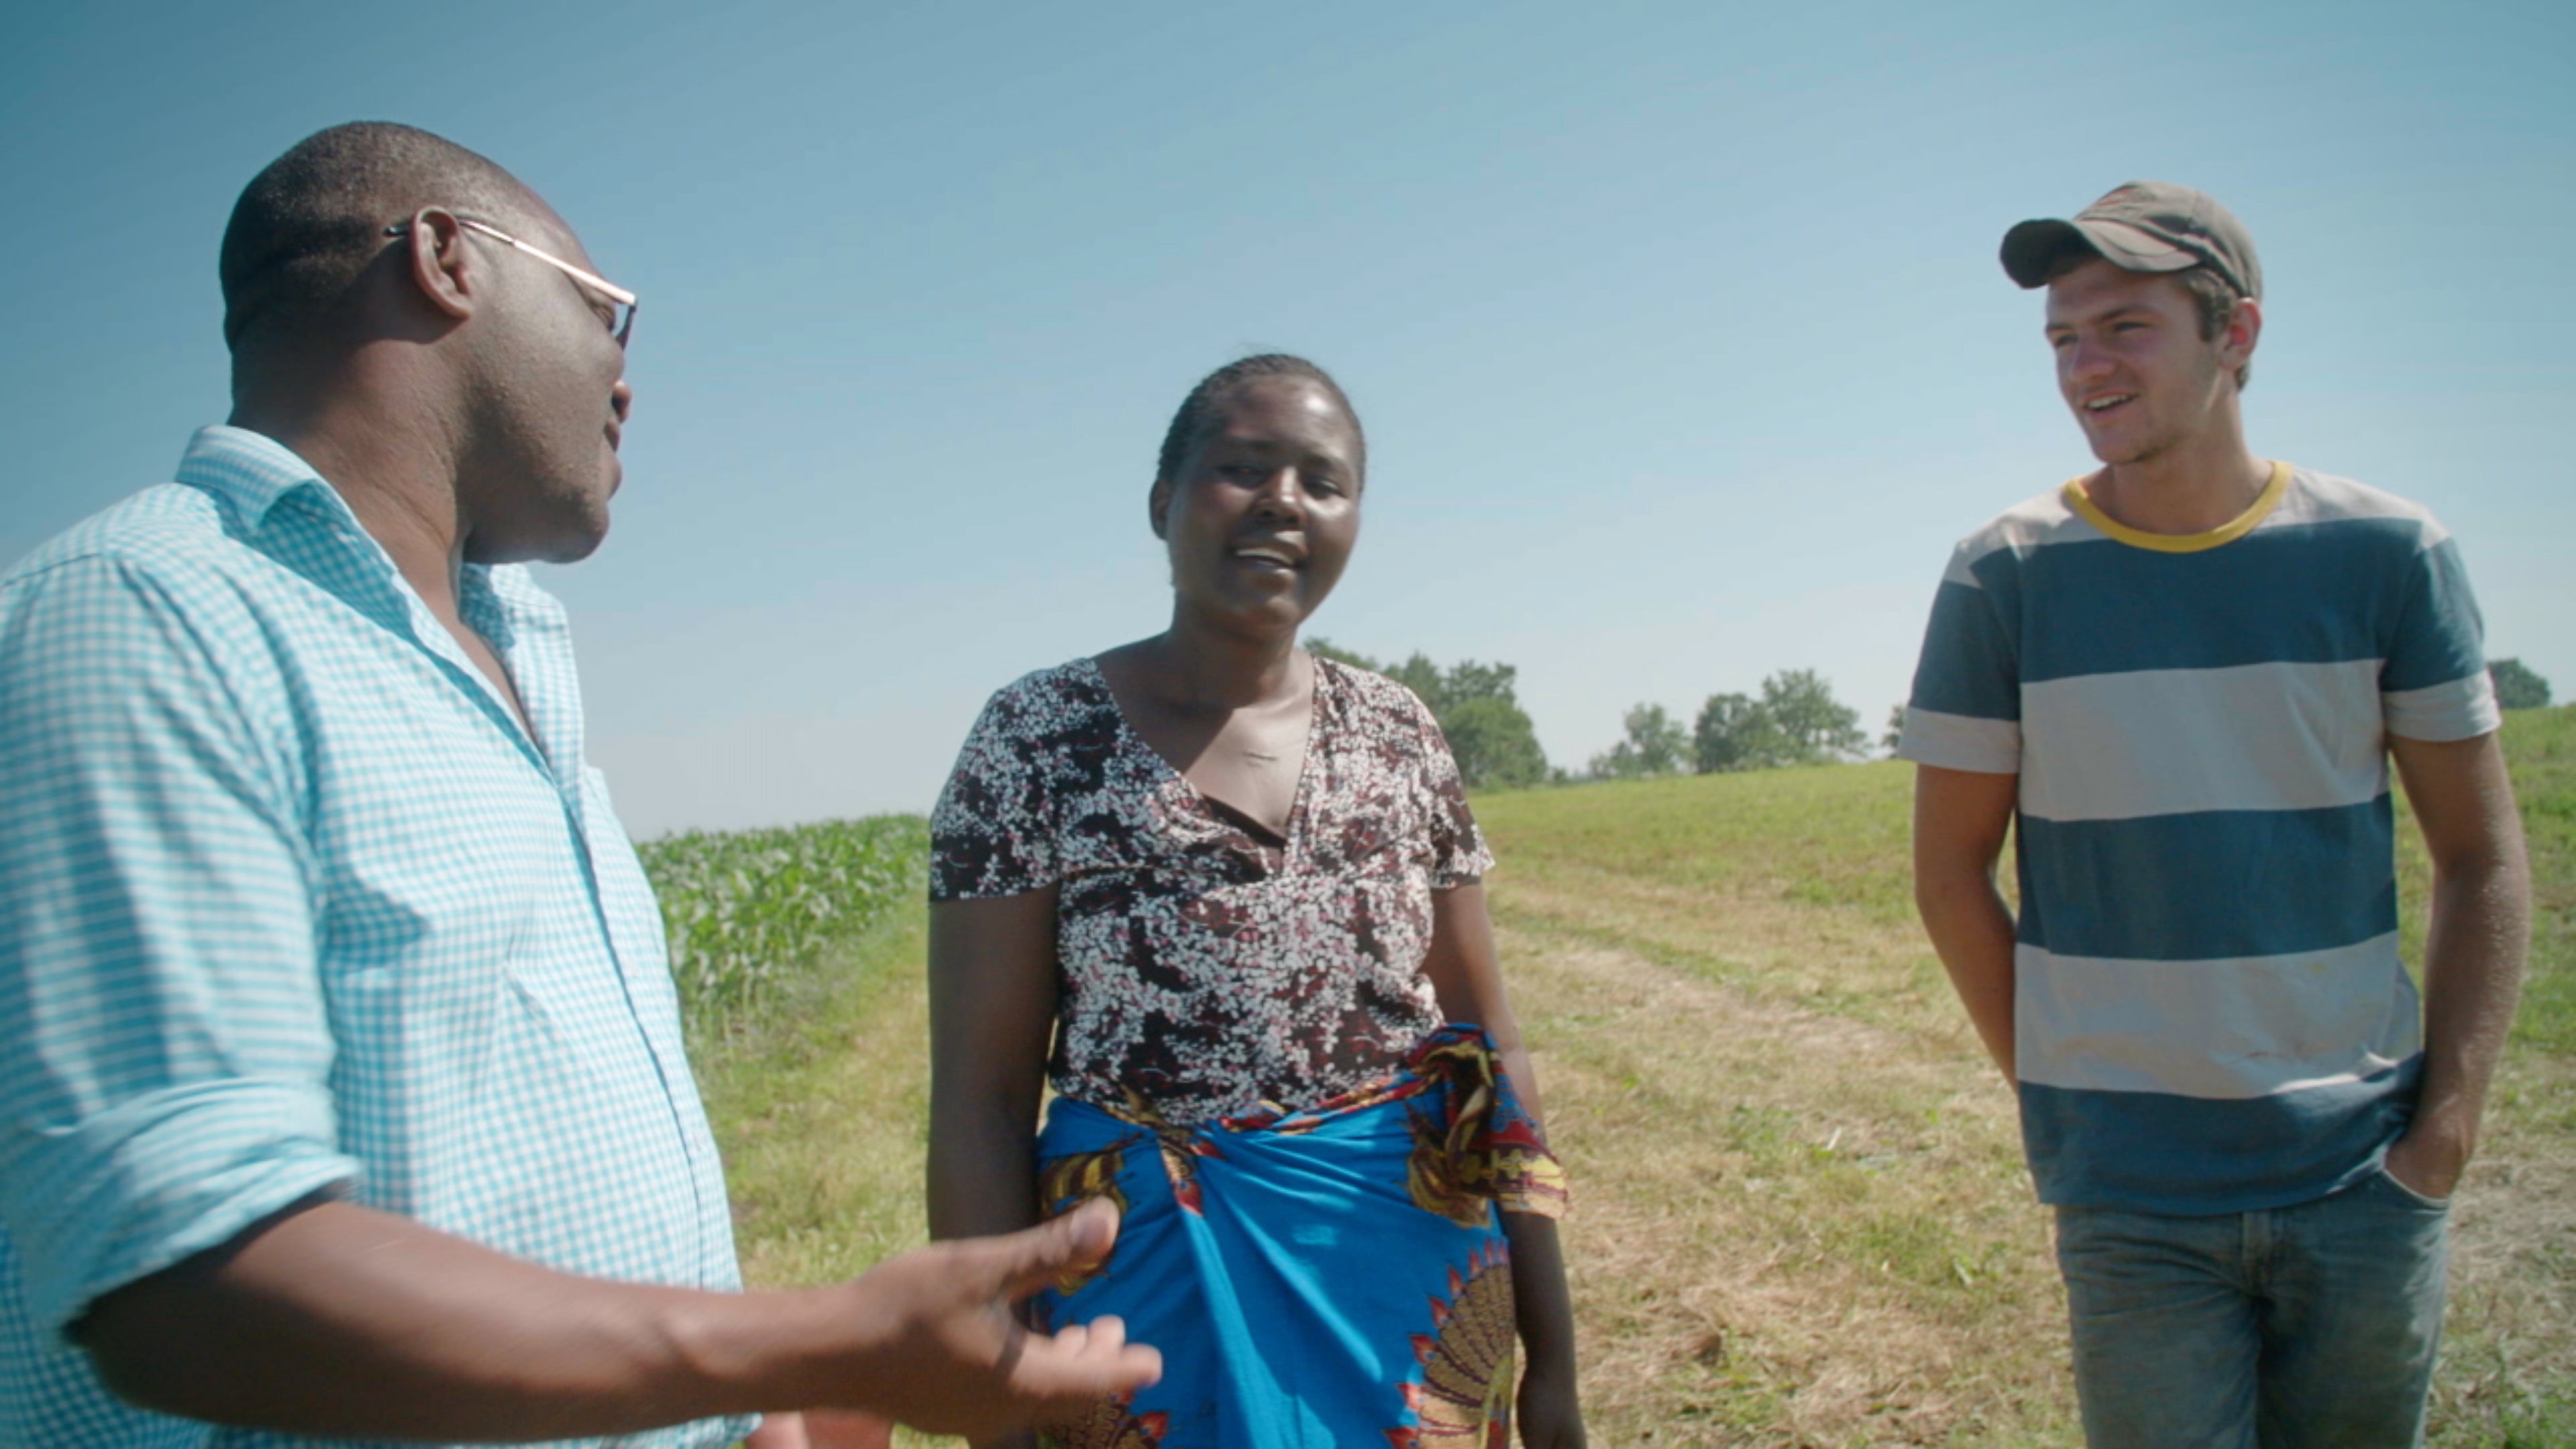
[{"xmin": 0, "ymin": 123, "xmax": 1157, "ymax": 1449}]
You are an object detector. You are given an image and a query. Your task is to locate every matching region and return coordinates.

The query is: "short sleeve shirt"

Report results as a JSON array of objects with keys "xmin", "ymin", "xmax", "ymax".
[
  {"xmin": 0, "ymin": 429, "xmax": 749, "ymax": 1448},
  {"xmin": 930, "ymin": 657, "xmax": 1493, "ymax": 1123},
  {"xmin": 1896, "ymin": 463, "xmax": 2500, "ymax": 1214}
]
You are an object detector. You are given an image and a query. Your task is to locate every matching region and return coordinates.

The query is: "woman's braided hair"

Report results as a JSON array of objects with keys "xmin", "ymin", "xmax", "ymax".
[{"xmin": 1151, "ymin": 354, "xmax": 1366, "ymax": 508}]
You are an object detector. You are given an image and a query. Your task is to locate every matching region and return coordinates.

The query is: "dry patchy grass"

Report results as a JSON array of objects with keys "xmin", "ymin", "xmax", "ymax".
[{"xmin": 1503, "ymin": 932, "xmax": 2069, "ymax": 1446}]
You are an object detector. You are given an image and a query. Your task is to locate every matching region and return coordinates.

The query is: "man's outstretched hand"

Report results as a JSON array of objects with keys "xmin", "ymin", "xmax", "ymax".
[
  {"xmin": 814, "ymin": 1198, "xmax": 1160, "ymax": 1440},
  {"xmin": 78, "ymin": 1193, "xmax": 1155, "ymax": 1443}
]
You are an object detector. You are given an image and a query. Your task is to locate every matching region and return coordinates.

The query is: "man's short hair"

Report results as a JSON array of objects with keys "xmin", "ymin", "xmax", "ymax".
[
  {"xmin": 220, "ymin": 122, "xmax": 531, "ymax": 354},
  {"xmin": 2175, "ymin": 266, "xmax": 2252, "ymax": 392}
]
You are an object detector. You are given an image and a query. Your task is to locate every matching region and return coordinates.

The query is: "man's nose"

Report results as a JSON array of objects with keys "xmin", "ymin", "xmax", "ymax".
[
  {"xmin": 2065, "ymin": 336, "xmax": 2114, "ymax": 384},
  {"xmin": 611, "ymin": 379, "xmax": 633, "ymax": 425}
]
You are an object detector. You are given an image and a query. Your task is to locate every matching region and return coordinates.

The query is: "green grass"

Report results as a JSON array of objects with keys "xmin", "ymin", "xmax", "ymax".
[
  {"xmin": 2492, "ymin": 707, "xmax": 2576, "ymax": 1056},
  {"xmin": 668, "ymin": 706, "xmax": 2576, "ymax": 1446},
  {"xmin": 688, "ymin": 906, "xmax": 932, "ymax": 1288},
  {"xmin": 1478, "ymin": 761, "xmax": 1921, "ymax": 926}
]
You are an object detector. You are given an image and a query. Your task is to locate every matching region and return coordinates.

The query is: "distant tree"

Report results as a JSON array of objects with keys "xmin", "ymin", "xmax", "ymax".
[
  {"xmin": 1303, "ymin": 637, "xmax": 1550, "ymax": 788},
  {"xmin": 1590, "ymin": 703, "xmax": 1693, "ymax": 779},
  {"xmin": 1690, "ymin": 670, "xmax": 1867, "ymax": 772},
  {"xmin": 1882, "ymin": 702, "xmax": 1907, "ymax": 757},
  {"xmin": 1442, "ymin": 696, "xmax": 1550, "ymax": 790},
  {"xmin": 1760, "ymin": 669, "xmax": 1866, "ymax": 762},
  {"xmin": 1382, "ymin": 654, "xmax": 1449, "ymax": 712},
  {"xmin": 2489, "ymin": 657, "xmax": 2553, "ymax": 711},
  {"xmin": 1692, "ymin": 692, "xmax": 1774, "ymax": 773}
]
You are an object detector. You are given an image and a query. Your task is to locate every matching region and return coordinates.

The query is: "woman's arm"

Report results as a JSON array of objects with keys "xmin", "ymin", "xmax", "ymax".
[
  {"xmin": 926, "ymin": 890, "xmax": 1063, "ymax": 1244},
  {"xmin": 1424, "ymin": 883, "xmax": 1585, "ymax": 1449},
  {"xmin": 1423, "ymin": 883, "xmax": 1542, "ymax": 1118},
  {"xmin": 927, "ymin": 889, "xmax": 1069, "ymax": 1449}
]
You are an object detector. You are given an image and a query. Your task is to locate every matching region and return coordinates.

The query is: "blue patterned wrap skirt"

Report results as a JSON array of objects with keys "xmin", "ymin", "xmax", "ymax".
[{"xmin": 1030, "ymin": 1024, "xmax": 1566, "ymax": 1449}]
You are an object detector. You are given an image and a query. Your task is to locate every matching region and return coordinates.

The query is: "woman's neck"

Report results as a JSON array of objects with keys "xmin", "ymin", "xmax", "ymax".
[{"xmin": 1147, "ymin": 611, "xmax": 1303, "ymax": 714}]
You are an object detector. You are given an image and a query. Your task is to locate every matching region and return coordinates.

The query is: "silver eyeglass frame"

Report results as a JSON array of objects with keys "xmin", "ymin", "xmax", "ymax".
[{"xmin": 384, "ymin": 214, "xmax": 637, "ymax": 346}]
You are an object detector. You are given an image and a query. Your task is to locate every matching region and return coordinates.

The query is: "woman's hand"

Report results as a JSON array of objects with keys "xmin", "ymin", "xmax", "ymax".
[
  {"xmin": 1499, "ymin": 1214, "xmax": 1580, "ymax": 1449},
  {"xmin": 1515, "ymin": 1345, "xmax": 1586, "ymax": 1449}
]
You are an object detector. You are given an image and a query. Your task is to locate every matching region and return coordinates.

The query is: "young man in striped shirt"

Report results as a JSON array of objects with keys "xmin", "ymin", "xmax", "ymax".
[{"xmin": 1900, "ymin": 181, "xmax": 2530, "ymax": 1446}]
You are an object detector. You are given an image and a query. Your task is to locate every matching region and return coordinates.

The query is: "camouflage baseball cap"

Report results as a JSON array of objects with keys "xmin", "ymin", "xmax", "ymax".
[{"xmin": 2000, "ymin": 180, "xmax": 2261, "ymax": 300}]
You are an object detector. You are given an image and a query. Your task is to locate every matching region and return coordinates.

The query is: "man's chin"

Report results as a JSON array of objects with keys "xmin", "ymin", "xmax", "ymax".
[
  {"xmin": 463, "ymin": 516, "xmax": 610, "ymax": 567},
  {"xmin": 543, "ymin": 527, "xmax": 608, "ymax": 564}
]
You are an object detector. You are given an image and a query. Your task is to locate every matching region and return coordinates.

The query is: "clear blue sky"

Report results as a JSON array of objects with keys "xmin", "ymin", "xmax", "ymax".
[{"xmin": 6, "ymin": 0, "xmax": 2570, "ymax": 836}]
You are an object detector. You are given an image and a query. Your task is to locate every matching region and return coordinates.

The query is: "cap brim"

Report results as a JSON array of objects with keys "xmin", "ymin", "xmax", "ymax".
[{"xmin": 2000, "ymin": 217, "xmax": 2198, "ymax": 288}]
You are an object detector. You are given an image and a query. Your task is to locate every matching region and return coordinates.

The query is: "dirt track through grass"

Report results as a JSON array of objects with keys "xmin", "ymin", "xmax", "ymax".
[
  {"xmin": 698, "ymin": 710, "xmax": 2576, "ymax": 1447},
  {"xmin": 1500, "ymin": 927, "xmax": 2071, "ymax": 1445}
]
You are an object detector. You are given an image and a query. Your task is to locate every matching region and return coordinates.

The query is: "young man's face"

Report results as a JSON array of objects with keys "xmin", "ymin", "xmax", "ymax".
[{"xmin": 2043, "ymin": 257, "xmax": 2251, "ymax": 468}]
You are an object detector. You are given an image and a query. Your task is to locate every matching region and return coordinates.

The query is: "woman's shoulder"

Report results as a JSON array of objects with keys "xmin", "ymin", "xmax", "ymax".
[
  {"xmin": 971, "ymin": 657, "xmax": 1120, "ymax": 739},
  {"xmin": 1311, "ymin": 652, "xmax": 1436, "ymax": 724}
]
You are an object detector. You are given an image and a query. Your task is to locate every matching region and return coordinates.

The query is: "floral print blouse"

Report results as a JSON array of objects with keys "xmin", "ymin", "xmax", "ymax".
[{"xmin": 930, "ymin": 655, "xmax": 1495, "ymax": 1123}]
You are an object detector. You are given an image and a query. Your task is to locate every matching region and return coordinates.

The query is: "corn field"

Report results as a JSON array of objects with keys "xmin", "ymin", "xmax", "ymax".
[{"xmin": 638, "ymin": 814, "xmax": 929, "ymax": 1024}]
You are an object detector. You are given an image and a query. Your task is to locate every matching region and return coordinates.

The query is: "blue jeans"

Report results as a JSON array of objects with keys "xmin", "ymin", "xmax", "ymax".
[{"xmin": 2053, "ymin": 1166, "xmax": 2451, "ymax": 1449}]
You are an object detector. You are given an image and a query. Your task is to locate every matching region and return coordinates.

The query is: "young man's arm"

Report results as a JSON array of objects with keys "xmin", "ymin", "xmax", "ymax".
[
  {"xmin": 2380, "ymin": 731, "xmax": 2532, "ymax": 1199},
  {"xmin": 1913, "ymin": 763, "xmax": 2022, "ymax": 1083}
]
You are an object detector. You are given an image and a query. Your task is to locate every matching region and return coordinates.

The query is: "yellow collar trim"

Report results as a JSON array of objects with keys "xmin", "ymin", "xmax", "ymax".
[{"xmin": 2063, "ymin": 460, "xmax": 2290, "ymax": 553}]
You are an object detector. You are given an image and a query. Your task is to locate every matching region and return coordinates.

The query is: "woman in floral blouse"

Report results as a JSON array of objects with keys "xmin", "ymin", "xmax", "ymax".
[{"xmin": 926, "ymin": 355, "xmax": 1581, "ymax": 1449}]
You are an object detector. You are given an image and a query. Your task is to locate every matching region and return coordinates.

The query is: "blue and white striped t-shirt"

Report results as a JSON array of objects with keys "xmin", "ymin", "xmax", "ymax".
[
  {"xmin": 1898, "ymin": 462, "xmax": 2500, "ymax": 1215},
  {"xmin": 0, "ymin": 427, "xmax": 751, "ymax": 1448}
]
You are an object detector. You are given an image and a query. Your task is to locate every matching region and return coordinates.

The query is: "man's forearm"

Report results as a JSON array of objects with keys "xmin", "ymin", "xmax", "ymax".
[
  {"xmin": 83, "ymin": 1194, "xmax": 1152, "ymax": 1444},
  {"xmin": 1917, "ymin": 869, "xmax": 2019, "ymax": 1082},
  {"xmin": 83, "ymin": 1200, "xmax": 851, "ymax": 1440},
  {"xmin": 1913, "ymin": 765, "xmax": 2021, "ymax": 1083},
  {"xmin": 2402, "ymin": 849, "xmax": 2532, "ymax": 1181},
  {"xmin": 2385, "ymin": 729, "xmax": 2534, "ymax": 1196}
]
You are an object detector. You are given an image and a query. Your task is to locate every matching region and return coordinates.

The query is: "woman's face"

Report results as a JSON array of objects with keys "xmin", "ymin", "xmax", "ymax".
[{"xmin": 1155, "ymin": 376, "xmax": 1362, "ymax": 635}]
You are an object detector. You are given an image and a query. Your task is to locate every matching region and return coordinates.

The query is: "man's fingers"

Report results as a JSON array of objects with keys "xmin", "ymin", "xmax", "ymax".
[
  {"xmin": 989, "ymin": 1311, "xmax": 1028, "ymax": 1383},
  {"xmin": 1008, "ymin": 1318, "xmax": 1162, "ymax": 1404},
  {"xmin": 989, "ymin": 1198, "xmax": 1122, "ymax": 1301}
]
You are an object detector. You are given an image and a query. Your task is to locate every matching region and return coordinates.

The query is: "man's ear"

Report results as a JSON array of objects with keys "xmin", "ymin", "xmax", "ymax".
[
  {"xmin": 402, "ymin": 208, "xmax": 479, "ymax": 326},
  {"xmin": 1148, "ymin": 478, "xmax": 1171, "ymax": 540},
  {"xmin": 2220, "ymin": 294, "xmax": 2263, "ymax": 374}
]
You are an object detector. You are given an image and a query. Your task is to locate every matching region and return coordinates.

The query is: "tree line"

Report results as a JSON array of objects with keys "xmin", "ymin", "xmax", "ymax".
[
  {"xmin": 1588, "ymin": 667, "xmax": 1870, "ymax": 779},
  {"xmin": 1307, "ymin": 641, "xmax": 1872, "ymax": 789},
  {"xmin": 1310, "ymin": 645, "xmax": 2559, "ymax": 793}
]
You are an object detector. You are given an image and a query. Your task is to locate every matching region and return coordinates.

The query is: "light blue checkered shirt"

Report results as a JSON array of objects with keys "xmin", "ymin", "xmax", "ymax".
[{"xmin": 0, "ymin": 427, "xmax": 752, "ymax": 1448}]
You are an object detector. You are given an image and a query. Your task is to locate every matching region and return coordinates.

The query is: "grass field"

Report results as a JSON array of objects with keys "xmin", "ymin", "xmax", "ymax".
[{"xmin": 671, "ymin": 705, "xmax": 2576, "ymax": 1448}]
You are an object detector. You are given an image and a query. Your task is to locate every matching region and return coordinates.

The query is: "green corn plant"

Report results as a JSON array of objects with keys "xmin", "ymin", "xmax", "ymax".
[{"xmin": 638, "ymin": 814, "xmax": 930, "ymax": 1029}]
